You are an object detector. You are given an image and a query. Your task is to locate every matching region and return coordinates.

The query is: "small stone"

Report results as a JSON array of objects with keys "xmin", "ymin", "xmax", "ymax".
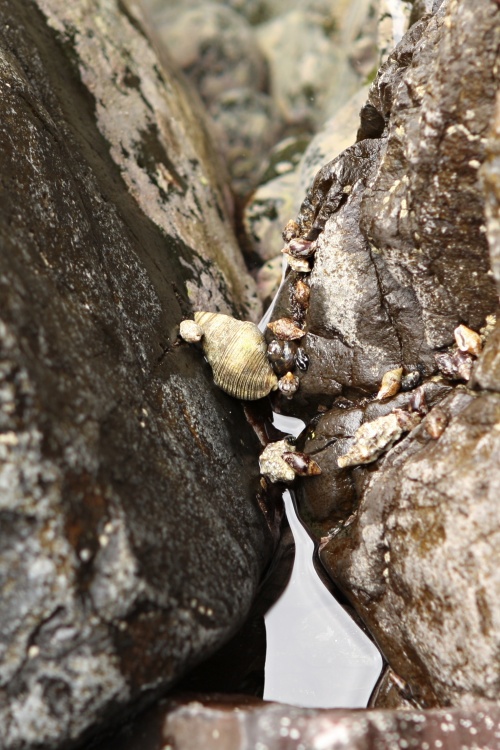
[
  {"xmin": 179, "ymin": 319, "xmax": 203, "ymax": 343},
  {"xmin": 259, "ymin": 439, "xmax": 297, "ymax": 483}
]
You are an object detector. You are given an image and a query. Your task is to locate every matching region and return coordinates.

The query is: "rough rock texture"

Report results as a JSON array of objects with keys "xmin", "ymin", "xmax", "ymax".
[
  {"xmin": 313, "ymin": 389, "xmax": 500, "ymax": 707},
  {"xmin": 34, "ymin": 0, "xmax": 260, "ymax": 320},
  {"xmin": 296, "ymin": 382, "xmax": 451, "ymax": 540},
  {"xmin": 151, "ymin": 1, "xmax": 281, "ymax": 198},
  {"xmin": 268, "ymin": 0, "xmax": 499, "ymax": 417},
  {"xmin": 207, "ymin": 87, "xmax": 282, "ymax": 198},
  {"xmin": 255, "ymin": 9, "xmax": 341, "ymax": 129},
  {"xmin": 268, "ymin": 0, "xmax": 500, "ymax": 721},
  {"xmin": 362, "ymin": 0, "xmax": 498, "ymax": 349},
  {"xmin": 0, "ymin": 1, "xmax": 276, "ymax": 748},
  {"xmin": 89, "ymin": 693, "xmax": 500, "ymax": 750},
  {"xmin": 482, "ymin": 91, "xmax": 500, "ymax": 295},
  {"xmin": 471, "ymin": 318, "xmax": 500, "ymax": 392}
]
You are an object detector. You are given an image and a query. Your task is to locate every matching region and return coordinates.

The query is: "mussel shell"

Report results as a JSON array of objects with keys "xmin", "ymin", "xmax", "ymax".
[{"xmin": 194, "ymin": 312, "xmax": 278, "ymax": 400}]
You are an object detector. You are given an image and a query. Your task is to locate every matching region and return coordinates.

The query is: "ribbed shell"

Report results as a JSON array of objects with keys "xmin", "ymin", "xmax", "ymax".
[{"xmin": 194, "ymin": 312, "xmax": 278, "ymax": 400}]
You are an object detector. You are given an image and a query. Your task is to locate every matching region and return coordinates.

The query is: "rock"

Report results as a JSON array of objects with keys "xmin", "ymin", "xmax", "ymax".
[
  {"xmin": 296, "ymin": 382, "xmax": 451, "ymax": 538},
  {"xmin": 361, "ymin": 0, "xmax": 499, "ymax": 349},
  {"xmin": 87, "ymin": 692, "xmax": 500, "ymax": 750},
  {"xmin": 481, "ymin": 91, "xmax": 500, "ymax": 292},
  {"xmin": 208, "ymin": 87, "xmax": 283, "ymax": 198},
  {"xmin": 255, "ymin": 9, "xmax": 343, "ymax": 130},
  {"xmin": 244, "ymin": 136, "xmax": 309, "ymax": 263},
  {"xmin": 268, "ymin": 138, "xmax": 436, "ymax": 417},
  {"xmin": 317, "ymin": 389, "xmax": 500, "ymax": 707},
  {"xmin": 472, "ymin": 318, "xmax": 500, "ymax": 391},
  {"xmin": 152, "ymin": 2, "xmax": 280, "ymax": 196},
  {"xmin": 255, "ymin": 255, "xmax": 284, "ymax": 307},
  {"xmin": 0, "ymin": 1, "xmax": 276, "ymax": 747},
  {"xmin": 377, "ymin": 0, "xmax": 412, "ymax": 62},
  {"xmin": 295, "ymin": 86, "xmax": 370, "ymax": 210},
  {"xmin": 243, "ymin": 85, "xmax": 373, "ymax": 285},
  {"xmin": 154, "ymin": 3, "xmax": 268, "ymax": 106},
  {"xmin": 267, "ymin": 0, "xmax": 499, "ymax": 418}
]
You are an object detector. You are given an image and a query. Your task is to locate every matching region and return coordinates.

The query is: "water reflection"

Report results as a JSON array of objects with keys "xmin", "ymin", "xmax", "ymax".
[{"xmin": 264, "ymin": 490, "xmax": 382, "ymax": 708}]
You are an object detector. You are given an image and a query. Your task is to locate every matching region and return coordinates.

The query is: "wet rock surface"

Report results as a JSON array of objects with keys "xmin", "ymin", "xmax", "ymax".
[
  {"xmin": 89, "ymin": 692, "xmax": 500, "ymax": 750},
  {"xmin": 482, "ymin": 91, "xmax": 500, "ymax": 295},
  {"xmin": 266, "ymin": 0, "xmax": 500, "ymax": 725},
  {"xmin": 268, "ymin": 0, "xmax": 499, "ymax": 411},
  {"xmin": 0, "ymin": 1, "xmax": 276, "ymax": 748},
  {"xmin": 315, "ymin": 388, "xmax": 500, "ymax": 707},
  {"xmin": 362, "ymin": 0, "xmax": 498, "ymax": 349}
]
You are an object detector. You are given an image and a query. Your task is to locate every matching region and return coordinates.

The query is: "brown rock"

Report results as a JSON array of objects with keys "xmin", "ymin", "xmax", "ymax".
[
  {"xmin": 362, "ymin": 0, "xmax": 499, "ymax": 348},
  {"xmin": 268, "ymin": 0, "xmax": 499, "ymax": 418},
  {"xmin": 319, "ymin": 390, "xmax": 500, "ymax": 706},
  {"xmin": 88, "ymin": 693, "xmax": 500, "ymax": 750},
  {"xmin": 471, "ymin": 318, "xmax": 500, "ymax": 391}
]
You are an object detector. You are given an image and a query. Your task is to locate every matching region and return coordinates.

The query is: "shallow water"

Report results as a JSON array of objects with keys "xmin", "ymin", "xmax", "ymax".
[
  {"xmin": 264, "ymin": 490, "xmax": 382, "ymax": 708},
  {"xmin": 262, "ymin": 414, "xmax": 382, "ymax": 708}
]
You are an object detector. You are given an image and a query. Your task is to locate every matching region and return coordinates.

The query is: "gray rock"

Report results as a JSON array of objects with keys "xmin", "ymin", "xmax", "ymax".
[
  {"xmin": 208, "ymin": 87, "xmax": 283, "ymax": 197},
  {"xmin": 481, "ymin": 91, "xmax": 500, "ymax": 293},
  {"xmin": 267, "ymin": 137, "xmax": 435, "ymax": 417},
  {"xmin": 88, "ymin": 692, "xmax": 500, "ymax": 750},
  {"xmin": 255, "ymin": 9, "xmax": 343, "ymax": 130},
  {"xmin": 0, "ymin": 1, "xmax": 275, "ymax": 748},
  {"xmin": 243, "ymin": 86, "xmax": 370, "ymax": 277},
  {"xmin": 242, "ymin": 133, "xmax": 307, "ymax": 271},
  {"xmin": 154, "ymin": 3, "xmax": 268, "ymax": 105}
]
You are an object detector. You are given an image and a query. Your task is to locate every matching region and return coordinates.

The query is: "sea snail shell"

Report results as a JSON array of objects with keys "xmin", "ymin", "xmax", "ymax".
[{"xmin": 185, "ymin": 312, "xmax": 279, "ymax": 400}]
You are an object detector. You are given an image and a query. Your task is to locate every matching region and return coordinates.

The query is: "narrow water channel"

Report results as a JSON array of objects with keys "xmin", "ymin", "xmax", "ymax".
[
  {"xmin": 261, "ymin": 414, "xmax": 382, "ymax": 707},
  {"xmin": 264, "ymin": 488, "xmax": 382, "ymax": 708}
]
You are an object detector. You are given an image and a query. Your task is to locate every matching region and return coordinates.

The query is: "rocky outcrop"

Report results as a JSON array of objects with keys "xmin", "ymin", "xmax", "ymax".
[
  {"xmin": 268, "ymin": 0, "xmax": 500, "ymax": 714},
  {"xmin": 0, "ymin": 1, "xmax": 275, "ymax": 748},
  {"xmin": 268, "ymin": 0, "xmax": 499, "ymax": 417}
]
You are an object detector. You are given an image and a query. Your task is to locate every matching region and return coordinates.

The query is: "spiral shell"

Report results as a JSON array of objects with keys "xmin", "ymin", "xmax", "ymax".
[{"xmin": 194, "ymin": 312, "xmax": 279, "ymax": 400}]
